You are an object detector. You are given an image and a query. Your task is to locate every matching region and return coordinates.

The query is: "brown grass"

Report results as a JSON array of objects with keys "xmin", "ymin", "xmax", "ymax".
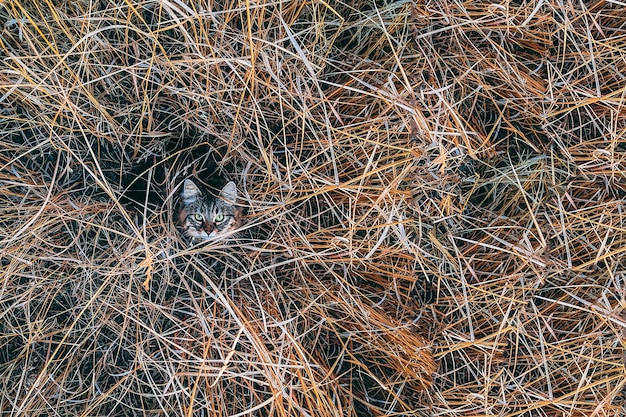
[{"xmin": 1, "ymin": 0, "xmax": 625, "ymax": 416}]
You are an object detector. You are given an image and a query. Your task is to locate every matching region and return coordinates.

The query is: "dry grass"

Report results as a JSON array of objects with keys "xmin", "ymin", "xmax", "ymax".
[{"xmin": 0, "ymin": 0, "xmax": 625, "ymax": 416}]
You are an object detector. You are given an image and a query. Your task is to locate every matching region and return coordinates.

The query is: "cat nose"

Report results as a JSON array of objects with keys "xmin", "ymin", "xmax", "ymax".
[{"xmin": 202, "ymin": 222, "xmax": 215, "ymax": 233}]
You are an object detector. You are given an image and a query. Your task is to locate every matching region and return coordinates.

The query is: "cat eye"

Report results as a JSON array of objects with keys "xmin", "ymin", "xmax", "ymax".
[
  {"xmin": 214, "ymin": 213, "xmax": 224, "ymax": 223},
  {"xmin": 193, "ymin": 213, "xmax": 204, "ymax": 222}
]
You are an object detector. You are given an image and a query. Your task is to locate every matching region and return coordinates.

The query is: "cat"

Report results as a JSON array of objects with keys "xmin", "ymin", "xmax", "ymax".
[{"xmin": 176, "ymin": 179, "xmax": 243, "ymax": 243}]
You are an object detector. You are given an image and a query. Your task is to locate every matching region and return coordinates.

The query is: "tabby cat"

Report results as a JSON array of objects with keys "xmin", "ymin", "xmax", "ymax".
[{"xmin": 177, "ymin": 179, "xmax": 242, "ymax": 243}]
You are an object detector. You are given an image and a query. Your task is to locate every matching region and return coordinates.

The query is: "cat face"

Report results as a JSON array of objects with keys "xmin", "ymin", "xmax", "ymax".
[{"xmin": 177, "ymin": 180, "xmax": 242, "ymax": 243}]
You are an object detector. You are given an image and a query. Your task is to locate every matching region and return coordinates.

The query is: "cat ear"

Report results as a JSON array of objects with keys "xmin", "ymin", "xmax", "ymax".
[
  {"xmin": 181, "ymin": 179, "xmax": 201, "ymax": 203},
  {"xmin": 219, "ymin": 181, "xmax": 237, "ymax": 204}
]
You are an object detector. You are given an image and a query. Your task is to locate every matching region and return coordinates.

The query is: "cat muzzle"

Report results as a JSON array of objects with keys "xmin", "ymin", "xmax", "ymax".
[{"xmin": 202, "ymin": 223, "xmax": 217, "ymax": 238}]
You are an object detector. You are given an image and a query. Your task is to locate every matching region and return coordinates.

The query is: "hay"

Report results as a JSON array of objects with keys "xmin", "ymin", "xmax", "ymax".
[{"xmin": 0, "ymin": 0, "xmax": 624, "ymax": 416}]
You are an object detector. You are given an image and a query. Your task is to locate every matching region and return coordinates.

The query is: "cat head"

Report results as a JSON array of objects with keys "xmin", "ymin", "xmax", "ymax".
[{"xmin": 177, "ymin": 179, "xmax": 242, "ymax": 242}]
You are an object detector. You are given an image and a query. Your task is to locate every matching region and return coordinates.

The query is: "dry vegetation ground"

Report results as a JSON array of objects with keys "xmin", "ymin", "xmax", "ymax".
[{"xmin": 1, "ymin": 0, "xmax": 625, "ymax": 416}]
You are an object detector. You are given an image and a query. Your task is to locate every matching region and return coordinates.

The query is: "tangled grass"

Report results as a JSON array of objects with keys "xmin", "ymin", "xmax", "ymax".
[{"xmin": 0, "ymin": 0, "xmax": 625, "ymax": 416}]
